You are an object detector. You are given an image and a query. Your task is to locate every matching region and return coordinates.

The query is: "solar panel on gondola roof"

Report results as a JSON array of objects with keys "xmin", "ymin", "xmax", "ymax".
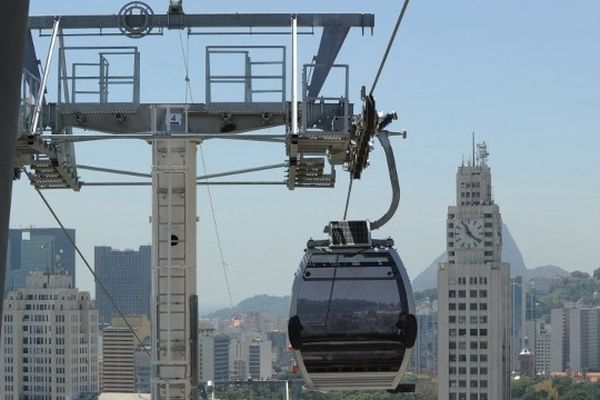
[{"xmin": 329, "ymin": 220, "xmax": 371, "ymax": 247}]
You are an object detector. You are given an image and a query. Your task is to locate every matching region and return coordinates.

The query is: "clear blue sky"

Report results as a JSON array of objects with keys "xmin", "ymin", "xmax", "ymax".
[{"xmin": 12, "ymin": 0, "xmax": 600, "ymax": 309}]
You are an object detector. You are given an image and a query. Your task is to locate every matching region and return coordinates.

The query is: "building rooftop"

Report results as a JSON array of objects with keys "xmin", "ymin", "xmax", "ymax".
[{"xmin": 99, "ymin": 394, "xmax": 151, "ymax": 400}]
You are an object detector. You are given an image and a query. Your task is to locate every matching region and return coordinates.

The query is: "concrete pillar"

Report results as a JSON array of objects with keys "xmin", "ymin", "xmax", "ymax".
[{"xmin": 0, "ymin": 1, "xmax": 30, "ymax": 329}]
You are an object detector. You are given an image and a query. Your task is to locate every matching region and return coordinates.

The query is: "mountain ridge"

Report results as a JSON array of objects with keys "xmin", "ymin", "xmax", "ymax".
[
  {"xmin": 412, "ymin": 224, "xmax": 569, "ymax": 292},
  {"xmin": 203, "ymin": 294, "xmax": 290, "ymax": 319}
]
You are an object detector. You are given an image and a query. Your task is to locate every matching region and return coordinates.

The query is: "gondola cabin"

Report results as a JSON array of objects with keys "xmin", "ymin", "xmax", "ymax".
[{"xmin": 288, "ymin": 221, "xmax": 417, "ymax": 391}]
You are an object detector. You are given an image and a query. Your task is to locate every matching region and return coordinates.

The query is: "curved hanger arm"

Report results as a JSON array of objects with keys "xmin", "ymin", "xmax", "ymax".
[{"xmin": 370, "ymin": 131, "xmax": 400, "ymax": 230}]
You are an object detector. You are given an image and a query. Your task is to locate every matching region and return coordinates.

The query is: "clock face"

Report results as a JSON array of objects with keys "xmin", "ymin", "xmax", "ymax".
[{"xmin": 454, "ymin": 218, "xmax": 484, "ymax": 249}]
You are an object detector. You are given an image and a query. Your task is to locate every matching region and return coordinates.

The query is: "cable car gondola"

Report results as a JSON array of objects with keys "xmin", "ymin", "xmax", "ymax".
[{"xmin": 288, "ymin": 220, "xmax": 417, "ymax": 391}]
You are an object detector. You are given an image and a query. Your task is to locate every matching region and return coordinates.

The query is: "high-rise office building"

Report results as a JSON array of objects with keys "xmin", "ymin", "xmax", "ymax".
[
  {"xmin": 0, "ymin": 271, "xmax": 98, "ymax": 399},
  {"xmin": 213, "ymin": 334, "xmax": 231, "ymax": 383},
  {"xmin": 198, "ymin": 320, "xmax": 215, "ymax": 383},
  {"xmin": 102, "ymin": 327, "xmax": 136, "ymax": 392},
  {"xmin": 5, "ymin": 228, "xmax": 76, "ymax": 292},
  {"xmin": 246, "ymin": 338, "xmax": 273, "ymax": 380},
  {"xmin": 511, "ymin": 276, "xmax": 525, "ymax": 370},
  {"xmin": 534, "ymin": 326, "xmax": 551, "ymax": 374},
  {"xmin": 438, "ymin": 142, "xmax": 511, "ymax": 400},
  {"xmin": 410, "ymin": 309, "xmax": 438, "ymax": 377},
  {"xmin": 94, "ymin": 246, "xmax": 151, "ymax": 324},
  {"xmin": 268, "ymin": 330, "xmax": 289, "ymax": 373},
  {"xmin": 101, "ymin": 315, "xmax": 151, "ymax": 393},
  {"xmin": 550, "ymin": 307, "xmax": 600, "ymax": 373}
]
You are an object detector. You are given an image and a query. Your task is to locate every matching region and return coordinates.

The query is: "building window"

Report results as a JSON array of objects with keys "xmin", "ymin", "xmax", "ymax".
[
  {"xmin": 484, "ymin": 232, "xmax": 492, "ymax": 237},
  {"xmin": 458, "ymin": 290, "xmax": 466, "ymax": 298},
  {"xmin": 470, "ymin": 290, "xmax": 477, "ymax": 297},
  {"xmin": 470, "ymin": 329, "xmax": 478, "ymax": 336},
  {"xmin": 484, "ymin": 222, "xmax": 493, "ymax": 228},
  {"xmin": 458, "ymin": 316, "xmax": 466, "ymax": 324},
  {"xmin": 458, "ymin": 342, "xmax": 466, "ymax": 350},
  {"xmin": 480, "ymin": 303, "xmax": 488, "ymax": 311},
  {"xmin": 459, "ymin": 303, "xmax": 466, "ymax": 311},
  {"xmin": 480, "ymin": 290, "xmax": 487, "ymax": 298},
  {"xmin": 480, "ymin": 367, "xmax": 488, "ymax": 375},
  {"xmin": 459, "ymin": 329, "xmax": 466, "ymax": 336},
  {"xmin": 450, "ymin": 367, "xmax": 457, "ymax": 374},
  {"xmin": 480, "ymin": 316, "xmax": 487, "ymax": 323},
  {"xmin": 449, "ymin": 341, "xmax": 456, "ymax": 349},
  {"xmin": 480, "ymin": 329, "xmax": 488, "ymax": 336},
  {"xmin": 459, "ymin": 354, "xmax": 467, "ymax": 362},
  {"xmin": 449, "ymin": 329, "xmax": 457, "ymax": 337},
  {"xmin": 470, "ymin": 303, "xmax": 477, "ymax": 311},
  {"xmin": 459, "ymin": 367, "xmax": 467, "ymax": 375},
  {"xmin": 480, "ymin": 380, "xmax": 488, "ymax": 388},
  {"xmin": 484, "ymin": 241, "xmax": 493, "ymax": 247},
  {"xmin": 449, "ymin": 290, "xmax": 456, "ymax": 298},
  {"xmin": 470, "ymin": 394, "xmax": 479, "ymax": 400},
  {"xmin": 470, "ymin": 342, "xmax": 478, "ymax": 350},
  {"xmin": 449, "ymin": 316, "xmax": 457, "ymax": 323},
  {"xmin": 449, "ymin": 303, "xmax": 457, "ymax": 311},
  {"xmin": 449, "ymin": 354, "xmax": 457, "ymax": 362},
  {"xmin": 459, "ymin": 380, "xmax": 467, "ymax": 388},
  {"xmin": 469, "ymin": 316, "xmax": 478, "ymax": 324},
  {"xmin": 470, "ymin": 380, "xmax": 478, "ymax": 388},
  {"xmin": 480, "ymin": 354, "xmax": 488, "ymax": 362},
  {"xmin": 480, "ymin": 342, "xmax": 488, "ymax": 350},
  {"xmin": 470, "ymin": 354, "xmax": 478, "ymax": 362}
]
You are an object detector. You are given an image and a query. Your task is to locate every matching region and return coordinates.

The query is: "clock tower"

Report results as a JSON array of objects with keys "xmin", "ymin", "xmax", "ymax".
[{"xmin": 438, "ymin": 142, "xmax": 511, "ymax": 400}]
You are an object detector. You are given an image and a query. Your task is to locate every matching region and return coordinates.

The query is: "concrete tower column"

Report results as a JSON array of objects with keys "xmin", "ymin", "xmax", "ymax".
[{"xmin": 0, "ymin": 1, "xmax": 30, "ymax": 325}]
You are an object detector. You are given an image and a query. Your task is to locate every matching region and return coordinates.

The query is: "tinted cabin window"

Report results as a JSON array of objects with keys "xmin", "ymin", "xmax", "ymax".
[{"xmin": 296, "ymin": 251, "xmax": 405, "ymax": 341}]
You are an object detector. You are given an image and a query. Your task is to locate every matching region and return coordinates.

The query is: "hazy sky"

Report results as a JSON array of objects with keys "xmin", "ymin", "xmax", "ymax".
[{"xmin": 11, "ymin": 1, "xmax": 600, "ymax": 308}]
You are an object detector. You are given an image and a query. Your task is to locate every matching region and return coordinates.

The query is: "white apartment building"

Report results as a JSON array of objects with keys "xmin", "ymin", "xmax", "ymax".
[
  {"xmin": 0, "ymin": 271, "xmax": 98, "ymax": 400},
  {"xmin": 524, "ymin": 319, "xmax": 551, "ymax": 374},
  {"xmin": 438, "ymin": 143, "xmax": 511, "ymax": 400}
]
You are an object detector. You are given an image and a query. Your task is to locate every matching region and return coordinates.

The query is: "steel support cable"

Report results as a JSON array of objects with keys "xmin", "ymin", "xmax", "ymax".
[
  {"xmin": 177, "ymin": 30, "xmax": 235, "ymax": 310},
  {"xmin": 199, "ymin": 147, "xmax": 235, "ymax": 311},
  {"xmin": 343, "ymin": 0, "xmax": 410, "ymax": 221},
  {"xmin": 178, "ymin": 30, "xmax": 194, "ymax": 104},
  {"xmin": 28, "ymin": 178, "xmax": 151, "ymax": 357},
  {"xmin": 342, "ymin": 176, "xmax": 354, "ymax": 220},
  {"xmin": 369, "ymin": 0, "xmax": 410, "ymax": 96}
]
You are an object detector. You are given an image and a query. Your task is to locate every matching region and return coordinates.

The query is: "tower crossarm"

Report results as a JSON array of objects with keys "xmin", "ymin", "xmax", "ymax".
[{"xmin": 28, "ymin": 13, "xmax": 374, "ymax": 31}]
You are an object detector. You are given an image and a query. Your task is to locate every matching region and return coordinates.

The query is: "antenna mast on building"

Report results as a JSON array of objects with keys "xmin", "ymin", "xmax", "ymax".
[
  {"xmin": 55, "ymin": 248, "xmax": 65, "ymax": 275},
  {"xmin": 471, "ymin": 131, "xmax": 476, "ymax": 166},
  {"xmin": 477, "ymin": 141, "xmax": 489, "ymax": 166}
]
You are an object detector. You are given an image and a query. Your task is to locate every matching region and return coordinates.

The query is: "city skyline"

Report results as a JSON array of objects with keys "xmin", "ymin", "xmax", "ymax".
[{"xmin": 8, "ymin": 0, "xmax": 600, "ymax": 308}]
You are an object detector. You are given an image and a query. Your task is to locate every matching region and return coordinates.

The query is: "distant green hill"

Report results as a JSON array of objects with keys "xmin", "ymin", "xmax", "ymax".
[
  {"xmin": 204, "ymin": 294, "xmax": 290, "ymax": 319},
  {"xmin": 533, "ymin": 270, "xmax": 600, "ymax": 320}
]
